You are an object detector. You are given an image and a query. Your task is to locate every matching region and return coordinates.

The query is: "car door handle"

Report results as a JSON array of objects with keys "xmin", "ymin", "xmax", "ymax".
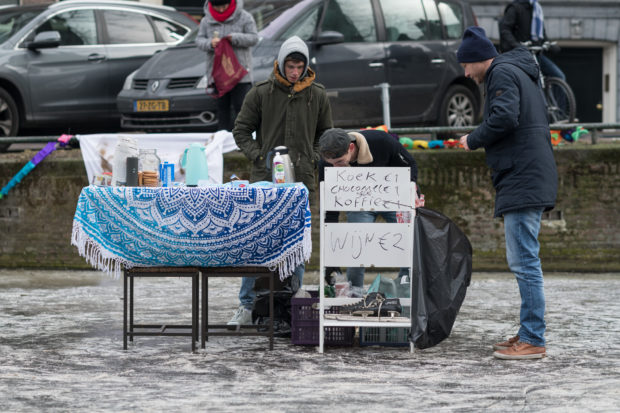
[
  {"xmin": 431, "ymin": 58, "xmax": 445, "ymax": 64},
  {"xmin": 369, "ymin": 62, "xmax": 384, "ymax": 68},
  {"xmin": 88, "ymin": 53, "xmax": 106, "ymax": 62}
]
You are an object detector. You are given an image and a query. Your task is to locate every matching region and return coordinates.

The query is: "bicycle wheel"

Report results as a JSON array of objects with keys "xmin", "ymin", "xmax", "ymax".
[{"xmin": 545, "ymin": 77, "xmax": 576, "ymax": 124}]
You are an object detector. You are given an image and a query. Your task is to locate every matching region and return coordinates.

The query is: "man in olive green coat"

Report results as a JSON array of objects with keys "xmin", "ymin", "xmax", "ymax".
[
  {"xmin": 228, "ymin": 36, "xmax": 332, "ymax": 327},
  {"xmin": 233, "ymin": 35, "xmax": 333, "ymax": 194}
]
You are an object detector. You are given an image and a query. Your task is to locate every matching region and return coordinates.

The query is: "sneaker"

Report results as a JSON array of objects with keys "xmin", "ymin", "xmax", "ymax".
[
  {"xmin": 493, "ymin": 342, "xmax": 546, "ymax": 360},
  {"xmin": 324, "ymin": 267, "xmax": 341, "ymax": 286},
  {"xmin": 340, "ymin": 292, "xmax": 402, "ymax": 317},
  {"xmin": 227, "ymin": 306, "xmax": 252, "ymax": 327},
  {"xmin": 492, "ymin": 335, "xmax": 520, "ymax": 351}
]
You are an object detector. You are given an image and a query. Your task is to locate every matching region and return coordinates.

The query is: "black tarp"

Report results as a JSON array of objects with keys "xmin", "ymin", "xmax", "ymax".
[{"xmin": 410, "ymin": 207, "xmax": 473, "ymax": 349}]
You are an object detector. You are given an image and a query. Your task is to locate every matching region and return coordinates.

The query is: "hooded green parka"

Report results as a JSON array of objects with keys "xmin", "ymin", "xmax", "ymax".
[{"xmin": 232, "ymin": 36, "xmax": 333, "ymax": 193}]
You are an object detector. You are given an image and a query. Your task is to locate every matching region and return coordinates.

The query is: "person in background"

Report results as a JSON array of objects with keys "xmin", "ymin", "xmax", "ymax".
[
  {"xmin": 318, "ymin": 128, "xmax": 418, "ymax": 293},
  {"xmin": 456, "ymin": 26, "xmax": 558, "ymax": 360},
  {"xmin": 499, "ymin": 0, "xmax": 565, "ymax": 80},
  {"xmin": 196, "ymin": 0, "xmax": 258, "ymax": 131},
  {"xmin": 228, "ymin": 35, "xmax": 333, "ymax": 327}
]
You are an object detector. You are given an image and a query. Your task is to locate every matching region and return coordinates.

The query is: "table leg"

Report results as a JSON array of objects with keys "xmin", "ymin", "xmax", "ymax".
[
  {"xmin": 191, "ymin": 274, "xmax": 197, "ymax": 352},
  {"xmin": 123, "ymin": 270, "xmax": 127, "ymax": 350},
  {"xmin": 194, "ymin": 273, "xmax": 199, "ymax": 344},
  {"xmin": 269, "ymin": 272, "xmax": 274, "ymax": 351},
  {"xmin": 129, "ymin": 274, "xmax": 134, "ymax": 342},
  {"xmin": 201, "ymin": 273, "xmax": 207, "ymax": 348}
]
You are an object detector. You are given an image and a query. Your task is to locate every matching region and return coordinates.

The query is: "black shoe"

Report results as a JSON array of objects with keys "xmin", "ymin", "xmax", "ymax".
[
  {"xmin": 324, "ymin": 267, "xmax": 341, "ymax": 286},
  {"xmin": 340, "ymin": 292, "xmax": 402, "ymax": 317}
]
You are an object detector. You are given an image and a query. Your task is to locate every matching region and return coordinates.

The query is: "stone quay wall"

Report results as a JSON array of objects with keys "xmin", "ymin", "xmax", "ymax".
[{"xmin": 1, "ymin": 145, "xmax": 618, "ymax": 272}]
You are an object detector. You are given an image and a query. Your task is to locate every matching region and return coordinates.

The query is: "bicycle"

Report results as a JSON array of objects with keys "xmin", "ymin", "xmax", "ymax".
[{"xmin": 523, "ymin": 41, "xmax": 576, "ymax": 124}]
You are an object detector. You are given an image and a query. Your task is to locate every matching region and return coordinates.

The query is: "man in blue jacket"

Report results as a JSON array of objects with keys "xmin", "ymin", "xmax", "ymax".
[{"xmin": 457, "ymin": 27, "xmax": 558, "ymax": 360}]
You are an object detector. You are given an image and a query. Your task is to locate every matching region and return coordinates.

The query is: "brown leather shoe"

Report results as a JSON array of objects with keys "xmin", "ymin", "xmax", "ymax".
[
  {"xmin": 492, "ymin": 335, "xmax": 519, "ymax": 351},
  {"xmin": 493, "ymin": 342, "xmax": 546, "ymax": 360}
]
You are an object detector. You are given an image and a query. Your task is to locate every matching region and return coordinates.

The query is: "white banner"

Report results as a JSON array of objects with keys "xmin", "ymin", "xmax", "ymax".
[{"xmin": 77, "ymin": 131, "xmax": 239, "ymax": 185}]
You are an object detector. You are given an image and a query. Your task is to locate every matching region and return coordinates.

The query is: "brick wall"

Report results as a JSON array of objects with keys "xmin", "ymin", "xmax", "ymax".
[{"xmin": 1, "ymin": 145, "xmax": 618, "ymax": 271}]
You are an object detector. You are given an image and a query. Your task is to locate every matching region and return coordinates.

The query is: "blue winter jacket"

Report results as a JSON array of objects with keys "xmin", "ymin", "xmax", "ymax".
[{"xmin": 467, "ymin": 46, "xmax": 557, "ymax": 217}]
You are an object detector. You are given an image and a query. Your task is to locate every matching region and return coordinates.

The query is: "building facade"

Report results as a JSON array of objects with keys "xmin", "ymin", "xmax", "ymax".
[{"xmin": 471, "ymin": 0, "xmax": 619, "ymax": 123}]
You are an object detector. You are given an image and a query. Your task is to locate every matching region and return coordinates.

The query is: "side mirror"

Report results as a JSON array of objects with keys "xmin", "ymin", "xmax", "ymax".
[
  {"xmin": 26, "ymin": 31, "xmax": 61, "ymax": 50},
  {"xmin": 315, "ymin": 31, "xmax": 344, "ymax": 46}
]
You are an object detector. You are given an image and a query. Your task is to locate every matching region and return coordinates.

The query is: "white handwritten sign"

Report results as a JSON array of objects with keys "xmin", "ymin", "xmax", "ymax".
[
  {"xmin": 323, "ymin": 223, "xmax": 412, "ymax": 267},
  {"xmin": 323, "ymin": 167, "xmax": 412, "ymax": 211}
]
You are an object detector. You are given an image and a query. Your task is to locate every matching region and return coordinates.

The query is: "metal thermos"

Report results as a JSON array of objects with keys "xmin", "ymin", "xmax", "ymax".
[{"xmin": 266, "ymin": 146, "xmax": 295, "ymax": 183}]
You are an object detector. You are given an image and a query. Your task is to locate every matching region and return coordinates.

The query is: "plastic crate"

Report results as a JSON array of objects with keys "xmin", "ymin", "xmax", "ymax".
[
  {"xmin": 291, "ymin": 290, "xmax": 355, "ymax": 346},
  {"xmin": 359, "ymin": 306, "xmax": 411, "ymax": 347},
  {"xmin": 359, "ymin": 327, "xmax": 411, "ymax": 347}
]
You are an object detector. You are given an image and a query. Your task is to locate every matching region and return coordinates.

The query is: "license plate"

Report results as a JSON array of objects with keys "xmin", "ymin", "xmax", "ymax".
[{"xmin": 134, "ymin": 99, "xmax": 169, "ymax": 112}]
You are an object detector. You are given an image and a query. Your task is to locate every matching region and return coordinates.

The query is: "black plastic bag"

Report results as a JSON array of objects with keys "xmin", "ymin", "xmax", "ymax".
[{"xmin": 410, "ymin": 207, "xmax": 472, "ymax": 349}]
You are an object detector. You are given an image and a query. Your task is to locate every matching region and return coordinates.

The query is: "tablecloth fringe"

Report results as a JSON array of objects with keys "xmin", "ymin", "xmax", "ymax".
[
  {"xmin": 272, "ymin": 226, "xmax": 312, "ymax": 280},
  {"xmin": 71, "ymin": 222, "xmax": 126, "ymax": 279}
]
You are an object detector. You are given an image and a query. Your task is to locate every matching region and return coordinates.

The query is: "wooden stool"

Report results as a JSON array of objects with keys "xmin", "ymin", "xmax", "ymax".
[
  {"xmin": 123, "ymin": 267, "xmax": 200, "ymax": 352},
  {"xmin": 200, "ymin": 267, "xmax": 275, "ymax": 350}
]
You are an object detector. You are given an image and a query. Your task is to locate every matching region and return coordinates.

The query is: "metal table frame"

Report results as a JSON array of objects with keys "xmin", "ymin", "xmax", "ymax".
[
  {"xmin": 200, "ymin": 267, "xmax": 275, "ymax": 350},
  {"xmin": 123, "ymin": 267, "xmax": 200, "ymax": 352}
]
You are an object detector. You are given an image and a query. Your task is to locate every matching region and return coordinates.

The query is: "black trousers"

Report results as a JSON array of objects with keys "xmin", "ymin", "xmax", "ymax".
[{"xmin": 216, "ymin": 82, "xmax": 252, "ymax": 131}]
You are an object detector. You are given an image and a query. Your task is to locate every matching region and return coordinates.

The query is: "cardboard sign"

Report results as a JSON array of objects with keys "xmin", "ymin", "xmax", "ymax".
[
  {"xmin": 322, "ymin": 223, "xmax": 412, "ymax": 267},
  {"xmin": 323, "ymin": 167, "xmax": 412, "ymax": 211}
]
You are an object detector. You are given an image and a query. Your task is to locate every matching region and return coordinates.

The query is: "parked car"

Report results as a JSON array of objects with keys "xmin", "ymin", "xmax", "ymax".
[
  {"xmin": 117, "ymin": 0, "xmax": 481, "ymax": 132},
  {"xmin": 0, "ymin": 0, "xmax": 196, "ymax": 147}
]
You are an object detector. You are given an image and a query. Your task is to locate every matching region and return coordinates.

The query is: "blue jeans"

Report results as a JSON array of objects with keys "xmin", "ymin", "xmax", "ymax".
[
  {"xmin": 345, "ymin": 211, "xmax": 409, "ymax": 288},
  {"xmin": 539, "ymin": 54, "xmax": 565, "ymax": 81},
  {"xmin": 239, "ymin": 264, "xmax": 305, "ymax": 309},
  {"xmin": 504, "ymin": 207, "xmax": 546, "ymax": 347}
]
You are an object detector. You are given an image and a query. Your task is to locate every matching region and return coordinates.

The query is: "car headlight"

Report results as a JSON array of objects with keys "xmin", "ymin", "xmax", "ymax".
[
  {"xmin": 195, "ymin": 75, "xmax": 208, "ymax": 89},
  {"xmin": 122, "ymin": 70, "xmax": 138, "ymax": 90}
]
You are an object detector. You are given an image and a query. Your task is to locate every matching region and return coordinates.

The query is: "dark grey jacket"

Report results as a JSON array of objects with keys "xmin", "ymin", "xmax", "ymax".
[
  {"xmin": 467, "ymin": 46, "xmax": 557, "ymax": 217},
  {"xmin": 196, "ymin": 0, "xmax": 258, "ymax": 84}
]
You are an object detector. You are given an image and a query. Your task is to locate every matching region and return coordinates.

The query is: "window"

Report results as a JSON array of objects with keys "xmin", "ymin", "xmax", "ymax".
[
  {"xmin": 151, "ymin": 16, "xmax": 189, "ymax": 43},
  {"xmin": 381, "ymin": 0, "xmax": 442, "ymax": 41},
  {"xmin": 36, "ymin": 10, "xmax": 97, "ymax": 46},
  {"xmin": 422, "ymin": 0, "xmax": 443, "ymax": 40},
  {"xmin": 279, "ymin": 5, "xmax": 322, "ymax": 41},
  {"xmin": 438, "ymin": 1, "xmax": 464, "ymax": 40},
  {"xmin": 321, "ymin": 0, "xmax": 376, "ymax": 43},
  {"xmin": 0, "ymin": 9, "xmax": 41, "ymax": 44},
  {"xmin": 103, "ymin": 10, "xmax": 156, "ymax": 44},
  {"xmin": 380, "ymin": 0, "xmax": 427, "ymax": 41}
]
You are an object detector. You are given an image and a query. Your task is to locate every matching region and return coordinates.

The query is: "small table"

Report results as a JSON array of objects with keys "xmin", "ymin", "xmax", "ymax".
[
  {"xmin": 200, "ymin": 267, "xmax": 275, "ymax": 350},
  {"xmin": 72, "ymin": 184, "xmax": 311, "ymax": 351},
  {"xmin": 124, "ymin": 267, "xmax": 199, "ymax": 351}
]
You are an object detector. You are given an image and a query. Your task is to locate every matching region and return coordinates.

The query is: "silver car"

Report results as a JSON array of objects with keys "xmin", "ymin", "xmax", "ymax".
[{"xmin": 0, "ymin": 0, "xmax": 196, "ymax": 147}]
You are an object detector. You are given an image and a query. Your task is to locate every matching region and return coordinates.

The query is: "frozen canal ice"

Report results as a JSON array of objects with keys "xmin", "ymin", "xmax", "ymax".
[{"xmin": 1, "ymin": 270, "xmax": 619, "ymax": 412}]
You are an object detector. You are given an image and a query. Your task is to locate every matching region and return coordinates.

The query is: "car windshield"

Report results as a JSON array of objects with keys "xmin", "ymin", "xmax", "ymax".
[
  {"xmin": 178, "ymin": 0, "xmax": 294, "ymax": 45},
  {"xmin": 0, "ymin": 8, "xmax": 43, "ymax": 44}
]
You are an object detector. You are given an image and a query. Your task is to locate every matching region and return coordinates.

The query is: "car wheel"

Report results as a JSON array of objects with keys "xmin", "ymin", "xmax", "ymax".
[
  {"xmin": 0, "ymin": 87, "xmax": 19, "ymax": 152},
  {"xmin": 439, "ymin": 85, "xmax": 477, "ymax": 128}
]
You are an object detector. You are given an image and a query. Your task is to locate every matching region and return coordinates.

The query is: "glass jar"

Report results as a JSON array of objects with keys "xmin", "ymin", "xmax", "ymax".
[
  {"xmin": 139, "ymin": 149, "xmax": 160, "ymax": 173},
  {"xmin": 139, "ymin": 149, "xmax": 161, "ymax": 187}
]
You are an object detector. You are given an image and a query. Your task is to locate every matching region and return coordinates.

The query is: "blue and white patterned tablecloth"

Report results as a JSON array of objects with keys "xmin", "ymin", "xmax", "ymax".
[{"xmin": 71, "ymin": 185, "xmax": 311, "ymax": 279}]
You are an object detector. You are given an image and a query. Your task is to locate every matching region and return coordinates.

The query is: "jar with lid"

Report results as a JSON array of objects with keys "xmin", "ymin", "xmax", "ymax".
[{"xmin": 139, "ymin": 149, "xmax": 161, "ymax": 186}]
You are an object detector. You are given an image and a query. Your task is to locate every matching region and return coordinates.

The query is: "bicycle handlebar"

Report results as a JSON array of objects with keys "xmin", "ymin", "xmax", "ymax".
[{"xmin": 522, "ymin": 41, "xmax": 557, "ymax": 53}]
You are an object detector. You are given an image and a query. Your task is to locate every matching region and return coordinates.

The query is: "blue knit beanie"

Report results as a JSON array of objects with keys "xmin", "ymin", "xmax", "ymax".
[{"xmin": 456, "ymin": 26, "xmax": 498, "ymax": 63}]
